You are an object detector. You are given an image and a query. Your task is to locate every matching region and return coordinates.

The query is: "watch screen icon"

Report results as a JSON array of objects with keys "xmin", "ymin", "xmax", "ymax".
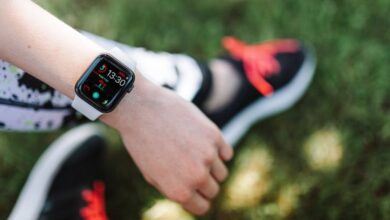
[
  {"xmin": 83, "ymin": 85, "xmax": 91, "ymax": 92},
  {"xmin": 98, "ymin": 64, "xmax": 107, "ymax": 73},
  {"xmin": 92, "ymin": 91, "xmax": 100, "ymax": 100}
]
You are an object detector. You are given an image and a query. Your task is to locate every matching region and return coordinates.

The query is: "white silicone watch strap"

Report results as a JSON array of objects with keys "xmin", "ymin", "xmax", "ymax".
[
  {"xmin": 71, "ymin": 95, "xmax": 102, "ymax": 120},
  {"xmin": 72, "ymin": 47, "xmax": 136, "ymax": 121},
  {"xmin": 109, "ymin": 47, "xmax": 137, "ymax": 71}
]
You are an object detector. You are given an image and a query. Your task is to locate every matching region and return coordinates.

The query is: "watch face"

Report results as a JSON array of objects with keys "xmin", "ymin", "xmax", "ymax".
[{"xmin": 76, "ymin": 54, "xmax": 135, "ymax": 113}]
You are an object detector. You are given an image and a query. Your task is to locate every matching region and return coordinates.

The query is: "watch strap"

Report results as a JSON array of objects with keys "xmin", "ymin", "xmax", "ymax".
[
  {"xmin": 72, "ymin": 95, "xmax": 102, "ymax": 120},
  {"xmin": 109, "ymin": 47, "xmax": 136, "ymax": 72}
]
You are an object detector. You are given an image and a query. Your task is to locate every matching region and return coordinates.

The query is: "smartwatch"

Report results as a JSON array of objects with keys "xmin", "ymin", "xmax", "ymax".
[{"xmin": 72, "ymin": 47, "xmax": 136, "ymax": 120}]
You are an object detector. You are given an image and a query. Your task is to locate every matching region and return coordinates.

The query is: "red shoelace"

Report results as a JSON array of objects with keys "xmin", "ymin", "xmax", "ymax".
[
  {"xmin": 222, "ymin": 37, "xmax": 300, "ymax": 96},
  {"xmin": 80, "ymin": 181, "xmax": 109, "ymax": 220}
]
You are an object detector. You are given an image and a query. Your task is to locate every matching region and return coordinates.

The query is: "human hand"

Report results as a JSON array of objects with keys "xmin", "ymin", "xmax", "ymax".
[
  {"xmin": 101, "ymin": 75, "xmax": 233, "ymax": 215},
  {"xmin": 0, "ymin": 2, "xmax": 233, "ymax": 213}
]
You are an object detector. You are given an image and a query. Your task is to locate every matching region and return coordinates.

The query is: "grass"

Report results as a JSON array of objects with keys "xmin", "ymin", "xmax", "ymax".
[{"xmin": 1, "ymin": 0, "xmax": 390, "ymax": 219}]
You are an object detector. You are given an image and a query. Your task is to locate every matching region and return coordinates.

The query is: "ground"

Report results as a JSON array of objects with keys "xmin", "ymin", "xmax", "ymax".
[{"xmin": 1, "ymin": 0, "xmax": 390, "ymax": 219}]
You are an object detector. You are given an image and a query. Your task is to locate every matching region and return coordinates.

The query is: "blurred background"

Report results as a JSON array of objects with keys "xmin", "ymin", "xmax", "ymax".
[{"xmin": 1, "ymin": 0, "xmax": 390, "ymax": 219}]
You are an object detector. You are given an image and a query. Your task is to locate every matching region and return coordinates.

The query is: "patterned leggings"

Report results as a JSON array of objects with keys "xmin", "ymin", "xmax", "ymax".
[{"xmin": 0, "ymin": 32, "xmax": 204, "ymax": 131}]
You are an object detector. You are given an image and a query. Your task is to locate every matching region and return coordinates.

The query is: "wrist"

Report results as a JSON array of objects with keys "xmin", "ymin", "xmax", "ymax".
[{"xmin": 99, "ymin": 73, "xmax": 160, "ymax": 132}]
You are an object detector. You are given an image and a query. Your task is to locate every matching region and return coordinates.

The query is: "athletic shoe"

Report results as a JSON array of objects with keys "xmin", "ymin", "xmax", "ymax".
[
  {"xmin": 8, "ymin": 124, "xmax": 109, "ymax": 220},
  {"xmin": 200, "ymin": 37, "xmax": 317, "ymax": 146}
]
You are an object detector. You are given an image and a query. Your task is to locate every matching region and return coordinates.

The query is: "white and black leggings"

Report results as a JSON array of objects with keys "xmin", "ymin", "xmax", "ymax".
[{"xmin": 0, "ymin": 32, "xmax": 205, "ymax": 131}]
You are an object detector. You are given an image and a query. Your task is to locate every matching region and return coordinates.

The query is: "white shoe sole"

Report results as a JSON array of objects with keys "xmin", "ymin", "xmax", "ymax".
[
  {"xmin": 222, "ymin": 49, "xmax": 317, "ymax": 147},
  {"xmin": 8, "ymin": 124, "xmax": 103, "ymax": 220}
]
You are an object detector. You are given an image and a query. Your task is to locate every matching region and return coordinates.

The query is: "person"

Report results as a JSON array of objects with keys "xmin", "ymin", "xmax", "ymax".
[{"xmin": 0, "ymin": 0, "xmax": 316, "ymax": 219}]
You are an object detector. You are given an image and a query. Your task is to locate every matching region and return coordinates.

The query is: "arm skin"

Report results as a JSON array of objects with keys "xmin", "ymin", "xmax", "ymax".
[{"xmin": 0, "ymin": 0, "xmax": 233, "ymax": 215}]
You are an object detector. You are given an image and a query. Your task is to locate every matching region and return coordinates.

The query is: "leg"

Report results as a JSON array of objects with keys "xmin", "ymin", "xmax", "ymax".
[
  {"xmin": 0, "ymin": 60, "xmax": 80, "ymax": 131},
  {"xmin": 0, "ymin": 32, "xmax": 316, "ymax": 145}
]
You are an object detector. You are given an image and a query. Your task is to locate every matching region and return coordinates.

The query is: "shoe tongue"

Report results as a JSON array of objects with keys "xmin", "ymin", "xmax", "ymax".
[
  {"xmin": 220, "ymin": 55, "xmax": 246, "ymax": 75},
  {"xmin": 192, "ymin": 61, "xmax": 213, "ymax": 106},
  {"xmin": 199, "ymin": 56, "xmax": 262, "ymax": 127}
]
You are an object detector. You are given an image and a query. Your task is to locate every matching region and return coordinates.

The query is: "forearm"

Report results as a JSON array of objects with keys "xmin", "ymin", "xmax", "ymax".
[
  {"xmin": 0, "ymin": 0, "xmax": 153, "ymax": 129},
  {"xmin": 0, "ymin": 0, "xmax": 104, "ymax": 98}
]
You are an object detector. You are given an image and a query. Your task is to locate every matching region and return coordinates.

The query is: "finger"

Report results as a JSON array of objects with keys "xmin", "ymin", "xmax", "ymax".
[
  {"xmin": 217, "ymin": 134, "xmax": 234, "ymax": 161},
  {"xmin": 198, "ymin": 176, "xmax": 220, "ymax": 200},
  {"xmin": 182, "ymin": 192, "xmax": 210, "ymax": 216},
  {"xmin": 210, "ymin": 159, "xmax": 228, "ymax": 182}
]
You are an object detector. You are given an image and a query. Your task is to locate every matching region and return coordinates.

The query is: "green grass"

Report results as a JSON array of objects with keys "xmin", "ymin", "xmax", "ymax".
[{"xmin": 1, "ymin": 0, "xmax": 390, "ymax": 219}]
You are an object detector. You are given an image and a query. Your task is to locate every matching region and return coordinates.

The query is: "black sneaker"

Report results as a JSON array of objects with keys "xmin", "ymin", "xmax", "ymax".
[
  {"xmin": 9, "ymin": 124, "xmax": 109, "ymax": 220},
  {"xmin": 195, "ymin": 37, "xmax": 316, "ymax": 146}
]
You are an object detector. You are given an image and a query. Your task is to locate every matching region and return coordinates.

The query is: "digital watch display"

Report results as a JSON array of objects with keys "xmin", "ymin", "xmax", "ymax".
[{"xmin": 75, "ymin": 53, "xmax": 135, "ymax": 113}]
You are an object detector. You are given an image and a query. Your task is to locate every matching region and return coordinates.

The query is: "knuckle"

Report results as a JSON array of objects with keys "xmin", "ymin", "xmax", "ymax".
[
  {"xmin": 195, "ymin": 203, "xmax": 210, "ymax": 216},
  {"xmin": 213, "ymin": 185, "xmax": 220, "ymax": 197},
  {"xmin": 207, "ymin": 186, "xmax": 220, "ymax": 200},
  {"xmin": 203, "ymin": 148, "xmax": 217, "ymax": 165},
  {"xmin": 206, "ymin": 125, "xmax": 221, "ymax": 142},
  {"xmin": 191, "ymin": 169, "xmax": 209, "ymax": 187},
  {"xmin": 219, "ymin": 170, "xmax": 228, "ymax": 182},
  {"xmin": 213, "ymin": 129, "xmax": 223, "ymax": 142},
  {"xmin": 213, "ymin": 131, "xmax": 226, "ymax": 147},
  {"xmin": 168, "ymin": 188, "xmax": 192, "ymax": 204}
]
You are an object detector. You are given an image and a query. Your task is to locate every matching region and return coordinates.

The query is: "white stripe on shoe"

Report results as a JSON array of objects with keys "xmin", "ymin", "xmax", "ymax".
[{"xmin": 8, "ymin": 124, "xmax": 103, "ymax": 220}]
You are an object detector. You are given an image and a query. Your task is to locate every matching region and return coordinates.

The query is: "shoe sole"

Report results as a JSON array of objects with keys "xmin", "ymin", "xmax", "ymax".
[
  {"xmin": 222, "ymin": 48, "xmax": 317, "ymax": 147},
  {"xmin": 8, "ymin": 124, "xmax": 104, "ymax": 220}
]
